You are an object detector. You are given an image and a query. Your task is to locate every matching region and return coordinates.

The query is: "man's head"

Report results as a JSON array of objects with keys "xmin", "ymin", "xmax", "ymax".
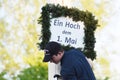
[{"xmin": 43, "ymin": 41, "xmax": 64, "ymax": 64}]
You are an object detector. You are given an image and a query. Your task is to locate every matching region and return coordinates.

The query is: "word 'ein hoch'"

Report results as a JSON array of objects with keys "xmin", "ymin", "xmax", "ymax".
[{"xmin": 54, "ymin": 19, "xmax": 80, "ymax": 29}]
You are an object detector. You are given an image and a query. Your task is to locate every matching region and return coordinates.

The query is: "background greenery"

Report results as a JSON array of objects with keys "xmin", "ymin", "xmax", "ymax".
[{"xmin": 0, "ymin": 0, "xmax": 48, "ymax": 80}]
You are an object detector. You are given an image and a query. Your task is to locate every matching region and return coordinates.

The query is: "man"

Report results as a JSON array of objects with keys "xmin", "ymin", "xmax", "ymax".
[{"xmin": 43, "ymin": 41, "xmax": 96, "ymax": 80}]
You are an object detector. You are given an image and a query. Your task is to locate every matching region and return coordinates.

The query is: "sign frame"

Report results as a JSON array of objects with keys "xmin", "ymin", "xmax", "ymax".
[{"xmin": 38, "ymin": 3, "xmax": 98, "ymax": 60}]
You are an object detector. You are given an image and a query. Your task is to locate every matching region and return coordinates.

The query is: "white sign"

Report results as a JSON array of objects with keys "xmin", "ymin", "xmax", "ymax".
[{"xmin": 50, "ymin": 17, "xmax": 85, "ymax": 48}]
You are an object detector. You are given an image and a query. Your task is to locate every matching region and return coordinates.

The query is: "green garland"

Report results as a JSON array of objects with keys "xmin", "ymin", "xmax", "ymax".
[{"xmin": 38, "ymin": 4, "xmax": 98, "ymax": 60}]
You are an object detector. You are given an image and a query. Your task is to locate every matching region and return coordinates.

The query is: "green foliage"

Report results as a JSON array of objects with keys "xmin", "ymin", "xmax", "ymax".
[
  {"xmin": 15, "ymin": 51, "xmax": 48, "ymax": 80},
  {"xmin": 97, "ymin": 77, "xmax": 109, "ymax": 80},
  {"xmin": 105, "ymin": 77, "xmax": 109, "ymax": 80},
  {"xmin": 0, "ymin": 71, "xmax": 6, "ymax": 80},
  {"xmin": 104, "ymin": 77, "xmax": 109, "ymax": 80},
  {"xmin": 38, "ymin": 4, "xmax": 98, "ymax": 60},
  {"xmin": 15, "ymin": 66, "xmax": 48, "ymax": 80}
]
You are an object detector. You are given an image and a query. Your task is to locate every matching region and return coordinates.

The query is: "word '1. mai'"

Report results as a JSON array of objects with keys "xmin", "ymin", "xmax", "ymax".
[{"xmin": 57, "ymin": 36, "xmax": 77, "ymax": 45}]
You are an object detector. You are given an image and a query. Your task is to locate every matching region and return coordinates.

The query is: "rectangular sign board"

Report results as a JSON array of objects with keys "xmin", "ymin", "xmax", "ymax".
[{"xmin": 50, "ymin": 17, "xmax": 85, "ymax": 48}]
